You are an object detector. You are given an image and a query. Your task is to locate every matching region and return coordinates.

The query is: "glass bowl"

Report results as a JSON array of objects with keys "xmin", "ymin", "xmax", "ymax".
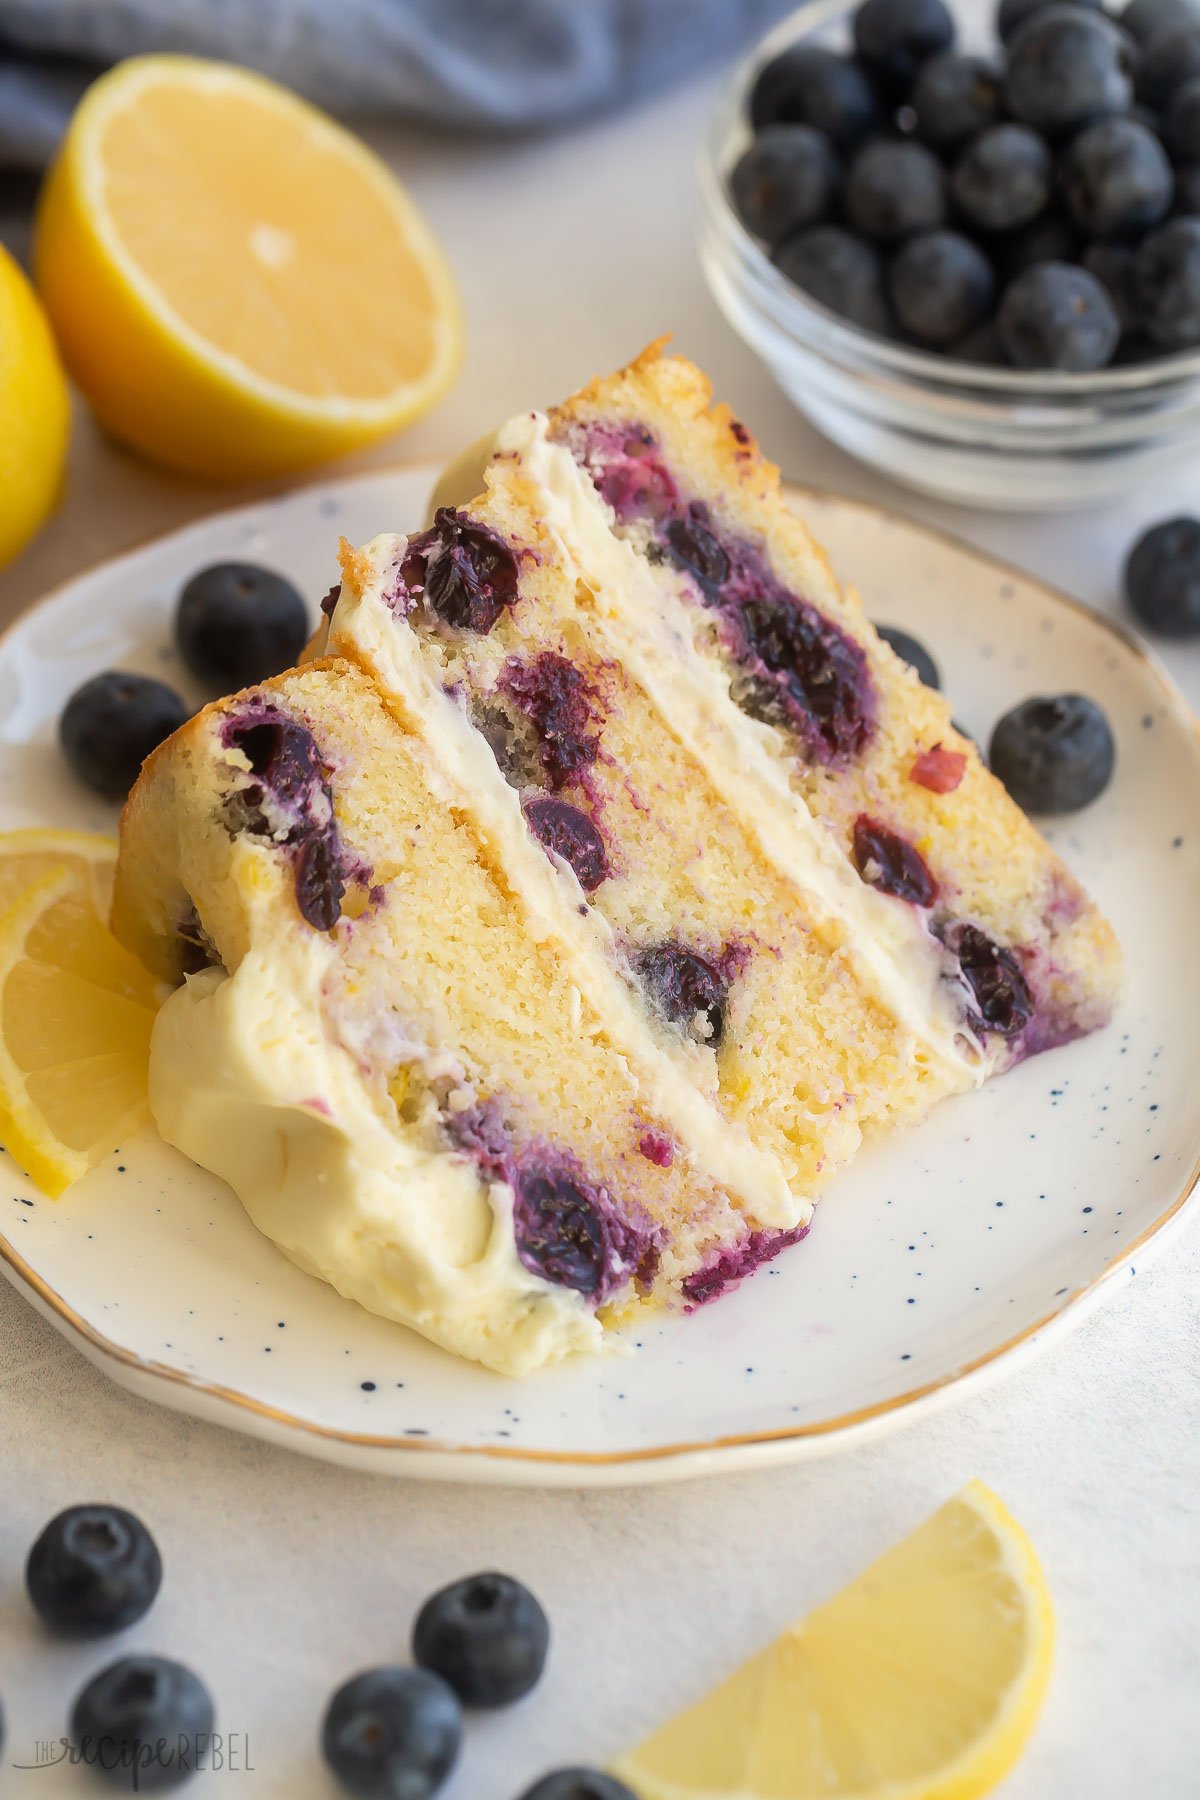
[{"xmin": 699, "ymin": 0, "xmax": 1200, "ymax": 510}]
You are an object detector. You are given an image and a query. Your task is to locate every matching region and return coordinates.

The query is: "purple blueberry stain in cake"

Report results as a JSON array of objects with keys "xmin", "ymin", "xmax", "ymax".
[
  {"xmin": 556, "ymin": 418, "xmax": 875, "ymax": 765},
  {"xmin": 442, "ymin": 1099, "xmax": 515, "ymax": 1187},
  {"xmin": 633, "ymin": 943, "xmax": 732, "ymax": 1049},
  {"xmin": 637, "ymin": 1128, "xmax": 675, "ymax": 1168},
  {"xmin": 938, "ymin": 921, "xmax": 1034, "ymax": 1039},
  {"xmin": 176, "ymin": 905, "xmax": 221, "ymax": 975},
  {"xmin": 523, "ymin": 795, "xmax": 609, "ymax": 894},
  {"xmin": 853, "ymin": 816, "xmax": 939, "ymax": 906},
  {"xmin": 513, "ymin": 1162, "xmax": 659, "ymax": 1301},
  {"xmin": 499, "ymin": 652, "xmax": 600, "ymax": 791},
  {"xmin": 398, "ymin": 509, "xmax": 519, "ymax": 634},
  {"xmin": 682, "ymin": 1222, "xmax": 811, "ymax": 1309},
  {"xmin": 293, "ymin": 835, "xmax": 346, "ymax": 932}
]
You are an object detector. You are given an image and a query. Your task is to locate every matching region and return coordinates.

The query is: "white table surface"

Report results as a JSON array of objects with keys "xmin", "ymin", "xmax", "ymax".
[{"xmin": 2, "ymin": 51, "xmax": 1200, "ymax": 1800}]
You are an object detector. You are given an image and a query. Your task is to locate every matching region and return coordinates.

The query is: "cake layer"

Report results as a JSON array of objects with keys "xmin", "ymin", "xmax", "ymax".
[{"xmin": 113, "ymin": 660, "xmax": 805, "ymax": 1374}]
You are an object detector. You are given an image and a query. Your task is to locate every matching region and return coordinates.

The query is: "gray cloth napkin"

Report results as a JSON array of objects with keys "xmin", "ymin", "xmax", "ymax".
[{"xmin": 0, "ymin": 0, "xmax": 792, "ymax": 166}]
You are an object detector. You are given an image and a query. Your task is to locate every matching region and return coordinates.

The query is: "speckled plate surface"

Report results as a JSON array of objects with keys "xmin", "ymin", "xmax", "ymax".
[{"xmin": 2, "ymin": 468, "xmax": 1197, "ymax": 1486}]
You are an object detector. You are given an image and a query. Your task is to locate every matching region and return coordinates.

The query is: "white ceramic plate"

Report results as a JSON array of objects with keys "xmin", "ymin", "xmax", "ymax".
[{"xmin": 2, "ymin": 469, "xmax": 1197, "ymax": 1486}]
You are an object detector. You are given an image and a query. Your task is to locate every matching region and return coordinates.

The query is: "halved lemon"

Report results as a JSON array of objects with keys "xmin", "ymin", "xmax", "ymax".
[
  {"xmin": 0, "ymin": 827, "xmax": 118, "ymax": 921},
  {"xmin": 614, "ymin": 1480, "xmax": 1055, "ymax": 1800},
  {"xmin": 34, "ymin": 55, "xmax": 462, "ymax": 480},
  {"xmin": 0, "ymin": 847, "xmax": 161, "ymax": 1197}
]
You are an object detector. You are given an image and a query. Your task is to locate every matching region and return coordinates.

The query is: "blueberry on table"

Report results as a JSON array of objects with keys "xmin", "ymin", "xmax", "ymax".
[
  {"xmin": 989, "ymin": 694, "xmax": 1115, "ymax": 812},
  {"xmin": 912, "ymin": 53, "xmax": 1003, "ymax": 153},
  {"xmin": 1168, "ymin": 76, "xmax": 1200, "ymax": 162},
  {"xmin": 846, "ymin": 140, "xmax": 948, "ymax": 244},
  {"xmin": 71, "ymin": 1655, "xmax": 213, "ymax": 1791},
  {"xmin": 413, "ymin": 1571, "xmax": 549, "ymax": 1707},
  {"xmin": 774, "ymin": 225, "xmax": 893, "ymax": 333},
  {"xmin": 951, "ymin": 123, "xmax": 1052, "ymax": 234},
  {"xmin": 730, "ymin": 126, "xmax": 842, "ymax": 246},
  {"xmin": 748, "ymin": 45, "xmax": 880, "ymax": 146},
  {"xmin": 997, "ymin": 0, "xmax": 1103, "ymax": 43},
  {"xmin": 889, "ymin": 229, "xmax": 996, "ymax": 346},
  {"xmin": 1136, "ymin": 23, "xmax": 1200, "ymax": 110},
  {"xmin": 997, "ymin": 262, "xmax": 1120, "ymax": 369},
  {"xmin": 27, "ymin": 1504, "xmax": 162, "ymax": 1637},
  {"xmin": 323, "ymin": 1668, "xmax": 461, "ymax": 1799},
  {"xmin": 1121, "ymin": 0, "xmax": 1200, "ymax": 44},
  {"xmin": 1005, "ymin": 10, "xmax": 1135, "ymax": 138},
  {"xmin": 59, "ymin": 670, "xmax": 188, "ymax": 801},
  {"xmin": 175, "ymin": 561, "xmax": 309, "ymax": 691},
  {"xmin": 1125, "ymin": 515, "xmax": 1200, "ymax": 635},
  {"xmin": 1062, "ymin": 118, "xmax": 1174, "ymax": 240},
  {"xmin": 852, "ymin": 0, "xmax": 956, "ymax": 99},
  {"xmin": 1130, "ymin": 217, "xmax": 1200, "ymax": 346},
  {"xmin": 874, "ymin": 625, "xmax": 941, "ymax": 688},
  {"xmin": 517, "ymin": 1775, "xmax": 639, "ymax": 1800}
]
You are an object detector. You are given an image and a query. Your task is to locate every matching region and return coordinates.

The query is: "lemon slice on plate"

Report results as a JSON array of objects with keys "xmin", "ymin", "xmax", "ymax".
[
  {"xmin": 34, "ymin": 54, "xmax": 462, "ymax": 480},
  {"xmin": 614, "ymin": 1480, "xmax": 1054, "ymax": 1800},
  {"xmin": 0, "ymin": 837, "xmax": 161, "ymax": 1197}
]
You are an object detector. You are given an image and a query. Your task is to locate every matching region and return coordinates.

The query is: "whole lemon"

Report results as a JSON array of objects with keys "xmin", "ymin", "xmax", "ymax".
[{"xmin": 0, "ymin": 244, "xmax": 71, "ymax": 570}]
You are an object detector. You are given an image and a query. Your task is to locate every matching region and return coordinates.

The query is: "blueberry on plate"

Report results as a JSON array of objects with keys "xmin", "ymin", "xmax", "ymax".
[
  {"xmin": 951, "ymin": 123, "xmax": 1052, "ymax": 234},
  {"xmin": 1125, "ymin": 515, "xmax": 1200, "ymax": 635},
  {"xmin": 413, "ymin": 1571, "xmax": 549, "ymax": 1708},
  {"xmin": 1130, "ymin": 216, "xmax": 1200, "ymax": 346},
  {"xmin": 71, "ymin": 1655, "xmax": 213, "ymax": 1792},
  {"xmin": 730, "ymin": 125, "xmax": 842, "ymax": 246},
  {"xmin": 1168, "ymin": 75, "xmax": 1200, "ymax": 162},
  {"xmin": 59, "ymin": 671, "xmax": 188, "ymax": 801},
  {"xmin": 1005, "ymin": 9, "xmax": 1135, "ymax": 138},
  {"xmin": 323, "ymin": 1668, "xmax": 461, "ymax": 1800},
  {"xmin": 1062, "ymin": 118, "xmax": 1174, "ymax": 240},
  {"xmin": 997, "ymin": 261, "xmax": 1120, "ymax": 369},
  {"xmin": 1121, "ymin": 0, "xmax": 1200, "ymax": 44},
  {"xmin": 852, "ymin": 0, "xmax": 956, "ymax": 99},
  {"xmin": 176, "ymin": 561, "xmax": 309, "ymax": 692},
  {"xmin": 989, "ymin": 694, "xmax": 1115, "ymax": 812},
  {"xmin": 1081, "ymin": 240, "xmax": 1137, "ymax": 330},
  {"xmin": 889, "ymin": 229, "xmax": 995, "ymax": 345},
  {"xmin": 516, "ymin": 1774, "xmax": 638, "ymax": 1800},
  {"xmin": 27, "ymin": 1504, "xmax": 162, "ymax": 1638},
  {"xmin": 846, "ymin": 139, "xmax": 947, "ymax": 244},
  {"xmin": 997, "ymin": 0, "xmax": 1103, "ymax": 43},
  {"xmin": 875, "ymin": 626, "xmax": 941, "ymax": 688},
  {"xmin": 1136, "ymin": 23, "xmax": 1200, "ymax": 110},
  {"xmin": 774, "ymin": 225, "xmax": 893, "ymax": 332},
  {"xmin": 990, "ymin": 212, "xmax": 1082, "ymax": 284},
  {"xmin": 748, "ymin": 44, "xmax": 880, "ymax": 146},
  {"xmin": 911, "ymin": 53, "xmax": 1003, "ymax": 153}
]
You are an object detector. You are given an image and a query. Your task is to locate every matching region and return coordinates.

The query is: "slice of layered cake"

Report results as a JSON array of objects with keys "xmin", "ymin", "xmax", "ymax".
[{"xmin": 112, "ymin": 660, "xmax": 805, "ymax": 1374}]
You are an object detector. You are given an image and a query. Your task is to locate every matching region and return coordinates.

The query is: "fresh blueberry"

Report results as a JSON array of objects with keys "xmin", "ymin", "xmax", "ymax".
[
  {"xmin": 27, "ymin": 1505, "xmax": 162, "ymax": 1638},
  {"xmin": 991, "ymin": 213, "xmax": 1082, "ymax": 284},
  {"xmin": 874, "ymin": 624, "xmax": 941, "ymax": 687},
  {"xmin": 1136, "ymin": 24, "xmax": 1200, "ymax": 110},
  {"xmin": 1081, "ymin": 241, "xmax": 1137, "ymax": 331},
  {"xmin": 1121, "ymin": 0, "xmax": 1200, "ymax": 44},
  {"xmin": 175, "ymin": 563, "xmax": 309, "ymax": 692},
  {"xmin": 749, "ymin": 45, "xmax": 881, "ymax": 146},
  {"xmin": 413, "ymin": 1573, "xmax": 549, "ymax": 1708},
  {"xmin": 1125, "ymin": 515, "xmax": 1200, "ymax": 635},
  {"xmin": 1130, "ymin": 217, "xmax": 1200, "ymax": 346},
  {"xmin": 1168, "ymin": 75, "xmax": 1200, "ymax": 160},
  {"xmin": 1005, "ymin": 9, "xmax": 1135, "ymax": 138},
  {"xmin": 60, "ymin": 671, "xmax": 188, "ymax": 801},
  {"xmin": 1174, "ymin": 162, "xmax": 1200, "ymax": 213},
  {"xmin": 997, "ymin": 0, "xmax": 1103, "ymax": 43},
  {"xmin": 997, "ymin": 262, "xmax": 1120, "ymax": 369},
  {"xmin": 634, "ymin": 944, "xmax": 729, "ymax": 1046},
  {"xmin": 847, "ymin": 139, "xmax": 948, "ymax": 242},
  {"xmin": 989, "ymin": 694, "xmax": 1115, "ymax": 811},
  {"xmin": 951, "ymin": 123, "xmax": 1053, "ymax": 233},
  {"xmin": 852, "ymin": 0, "xmax": 956, "ymax": 99},
  {"xmin": 1062, "ymin": 118, "xmax": 1174, "ymax": 239},
  {"xmin": 889, "ymin": 229, "xmax": 995, "ymax": 345},
  {"xmin": 323, "ymin": 1668, "xmax": 461, "ymax": 1800},
  {"xmin": 912, "ymin": 53, "xmax": 1003, "ymax": 152},
  {"xmin": 730, "ymin": 125, "xmax": 842, "ymax": 245},
  {"xmin": 516, "ymin": 1775, "xmax": 638, "ymax": 1800},
  {"xmin": 523, "ymin": 796, "xmax": 608, "ymax": 893},
  {"xmin": 774, "ymin": 225, "xmax": 893, "ymax": 332},
  {"xmin": 71, "ymin": 1655, "xmax": 213, "ymax": 1792}
]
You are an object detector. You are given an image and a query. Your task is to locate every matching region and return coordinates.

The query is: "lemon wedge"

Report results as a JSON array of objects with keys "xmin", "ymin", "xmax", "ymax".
[
  {"xmin": 614, "ymin": 1480, "xmax": 1054, "ymax": 1800},
  {"xmin": 0, "ymin": 244, "xmax": 70, "ymax": 570},
  {"xmin": 0, "ymin": 838, "xmax": 161, "ymax": 1197},
  {"xmin": 34, "ymin": 55, "xmax": 462, "ymax": 480}
]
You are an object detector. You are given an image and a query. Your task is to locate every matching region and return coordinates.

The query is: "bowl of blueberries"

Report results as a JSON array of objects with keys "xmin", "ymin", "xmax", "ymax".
[{"xmin": 700, "ymin": 0, "xmax": 1200, "ymax": 507}]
